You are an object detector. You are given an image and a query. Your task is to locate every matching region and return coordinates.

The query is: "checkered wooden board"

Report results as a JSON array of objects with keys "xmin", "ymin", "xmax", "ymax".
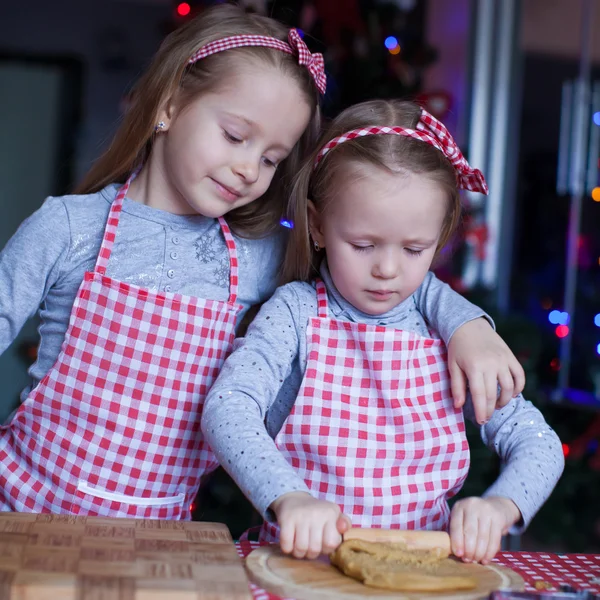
[{"xmin": 0, "ymin": 513, "xmax": 251, "ymax": 599}]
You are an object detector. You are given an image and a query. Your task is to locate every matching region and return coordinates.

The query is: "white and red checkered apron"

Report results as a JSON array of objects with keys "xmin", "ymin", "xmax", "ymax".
[
  {"xmin": 259, "ymin": 280, "xmax": 470, "ymax": 542},
  {"xmin": 0, "ymin": 176, "xmax": 242, "ymax": 519}
]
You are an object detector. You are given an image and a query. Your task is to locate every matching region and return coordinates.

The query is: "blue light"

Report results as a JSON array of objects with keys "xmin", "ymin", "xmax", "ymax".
[
  {"xmin": 280, "ymin": 219, "xmax": 294, "ymax": 229},
  {"xmin": 597, "ymin": 343, "xmax": 600, "ymax": 355},
  {"xmin": 549, "ymin": 310, "xmax": 569, "ymax": 325},
  {"xmin": 296, "ymin": 29, "xmax": 305, "ymax": 38},
  {"xmin": 384, "ymin": 36, "xmax": 399, "ymax": 50},
  {"xmin": 594, "ymin": 112, "xmax": 600, "ymax": 126},
  {"xmin": 595, "ymin": 313, "xmax": 600, "ymax": 327},
  {"xmin": 548, "ymin": 310, "xmax": 561, "ymax": 324}
]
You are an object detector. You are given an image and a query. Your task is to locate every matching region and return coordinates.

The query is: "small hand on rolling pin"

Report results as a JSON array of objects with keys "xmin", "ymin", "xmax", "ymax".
[{"xmin": 270, "ymin": 492, "xmax": 352, "ymax": 559}]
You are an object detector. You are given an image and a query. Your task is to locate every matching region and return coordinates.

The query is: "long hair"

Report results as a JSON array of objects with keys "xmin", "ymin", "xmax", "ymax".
[
  {"xmin": 281, "ymin": 99, "xmax": 462, "ymax": 283},
  {"xmin": 75, "ymin": 3, "xmax": 321, "ymax": 237}
]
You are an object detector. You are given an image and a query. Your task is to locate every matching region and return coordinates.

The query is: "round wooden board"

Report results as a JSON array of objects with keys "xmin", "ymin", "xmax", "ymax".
[{"xmin": 246, "ymin": 546, "xmax": 525, "ymax": 600}]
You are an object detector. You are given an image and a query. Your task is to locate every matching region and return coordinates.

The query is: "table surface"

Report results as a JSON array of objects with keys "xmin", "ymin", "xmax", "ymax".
[
  {"xmin": 0, "ymin": 513, "xmax": 252, "ymax": 599},
  {"xmin": 235, "ymin": 541, "xmax": 600, "ymax": 600}
]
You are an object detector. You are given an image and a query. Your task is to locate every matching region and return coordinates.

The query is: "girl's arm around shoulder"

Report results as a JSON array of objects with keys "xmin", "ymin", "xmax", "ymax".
[
  {"xmin": 413, "ymin": 271, "xmax": 494, "ymax": 343},
  {"xmin": 201, "ymin": 281, "xmax": 317, "ymax": 519},
  {"xmin": 469, "ymin": 394, "xmax": 565, "ymax": 533},
  {"xmin": 414, "ymin": 272, "xmax": 526, "ymax": 424},
  {"xmin": 0, "ymin": 196, "xmax": 71, "ymax": 354}
]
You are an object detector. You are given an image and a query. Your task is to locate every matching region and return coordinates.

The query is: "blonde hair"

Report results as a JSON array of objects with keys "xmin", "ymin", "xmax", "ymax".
[
  {"xmin": 281, "ymin": 99, "xmax": 462, "ymax": 283},
  {"xmin": 75, "ymin": 3, "xmax": 321, "ymax": 237}
]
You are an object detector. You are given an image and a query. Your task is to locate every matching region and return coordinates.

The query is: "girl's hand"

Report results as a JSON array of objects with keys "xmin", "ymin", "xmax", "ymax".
[
  {"xmin": 448, "ymin": 318, "xmax": 525, "ymax": 424},
  {"xmin": 270, "ymin": 492, "xmax": 352, "ymax": 559},
  {"xmin": 450, "ymin": 496, "xmax": 521, "ymax": 564}
]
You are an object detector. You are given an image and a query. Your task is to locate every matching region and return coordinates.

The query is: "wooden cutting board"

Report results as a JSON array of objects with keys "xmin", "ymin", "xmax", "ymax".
[
  {"xmin": 0, "ymin": 512, "xmax": 251, "ymax": 599},
  {"xmin": 246, "ymin": 545, "xmax": 525, "ymax": 600}
]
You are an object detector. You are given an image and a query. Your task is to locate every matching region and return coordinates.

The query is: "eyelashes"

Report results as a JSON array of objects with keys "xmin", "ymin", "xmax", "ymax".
[
  {"xmin": 223, "ymin": 130, "xmax": 278, "ymax": 169},
  {"xmin": 351, "ymin": 244, "xmax": 424, "ymax": 257}
]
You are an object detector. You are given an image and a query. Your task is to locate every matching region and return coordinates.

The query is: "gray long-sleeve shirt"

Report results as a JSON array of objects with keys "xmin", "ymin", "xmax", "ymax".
[
  {"xmin": 202, "ymin": 263, "xmax": 564, "ymax": 532},
  {"xmin": 2, "ymin": 184, "xmax": 487, "ymax": 410},
  {"xmin": 0, "ymin": 184, "xmax": 285, "ymax": 406}
]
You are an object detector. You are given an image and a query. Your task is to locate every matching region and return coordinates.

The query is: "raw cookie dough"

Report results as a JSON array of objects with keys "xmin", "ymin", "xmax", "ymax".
[{"xmin": 330, "ymin": 539, "xmax": 477, "ymax": 592}]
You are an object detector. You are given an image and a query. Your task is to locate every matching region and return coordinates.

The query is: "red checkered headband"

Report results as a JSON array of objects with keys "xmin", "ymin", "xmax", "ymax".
[
  {"xmin": 187, "ymin": 29, "xmax": 326, "ymax": 95},
  {"xmin": 313, "ymin": 108, "xmax": 488, "ymax": 194}
]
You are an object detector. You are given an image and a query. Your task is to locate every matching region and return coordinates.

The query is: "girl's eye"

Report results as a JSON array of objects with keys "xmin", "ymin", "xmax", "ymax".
[
  {"xmin": 262, "ymin": 157, "xmax": 278, "ymax": 168},
  {"xmin": 223, "ymin": 130, "xmax": 243, "ymax": 143},
  {"xmin": 352, "ymin": 244, "xmax": 372, "ymax": 253},
  {"xmin": 405, "ymin": 248, "xmax": 424, "ymax": 256}
]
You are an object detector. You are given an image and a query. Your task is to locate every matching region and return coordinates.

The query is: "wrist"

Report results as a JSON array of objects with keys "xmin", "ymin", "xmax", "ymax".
[
  {"xmin": 270, "ymin": 491, "xmax": 312, "ymax": 516},
  {"xmin": 489, "ymin": 496, "xmax": 522, "ymax": 527}
]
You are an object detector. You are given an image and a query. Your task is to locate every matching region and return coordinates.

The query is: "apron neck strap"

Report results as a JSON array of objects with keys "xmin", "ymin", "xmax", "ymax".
[
  {"xmin": 217, "ymin": 216, "xmax": 239, "ymax": 305},
  {"xmin": 94, "ymin": 176, "xmax": 132, "ymax": 277},
  {"xmin": 315, "ymin": 279, "xmax": 329, "ymax": 318},
  {"xmin": 94, "ymin": 176, "xmax": 239, "ymax": 305}
]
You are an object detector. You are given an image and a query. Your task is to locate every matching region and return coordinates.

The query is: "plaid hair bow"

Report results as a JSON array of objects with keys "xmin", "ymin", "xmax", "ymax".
[{"xmin": 188, "ymin": 28, "xmax": 327, "ymax": 95}]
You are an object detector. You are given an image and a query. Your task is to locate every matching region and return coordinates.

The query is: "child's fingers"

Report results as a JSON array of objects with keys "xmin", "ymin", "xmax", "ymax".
[
  {"xmin": 511, "ymin": 359, "xmax": 526, "ymax": 397},
  {"xmin": 323, "ymin": 519, "xmax": 343, "ymax": 555},
  {"xmin": 279, "ymin": 523, "xmax": 295, "ymax": 555},
  {"xmin": 483, "ymin": 372, "xmax": 499, "ymax": 421},
  {"xmin": 467, "ymin": 372, "xmax": 488, "ymax": 425},
  {"xmin": 450, "ymin": 362, "xmax": 467, "ymax": 409},
  {"xmin": 292, "ymin": 522, "xmax": 310, "ymax": 559},
  {"xmin": 473, "ymin": 517, "xmax": 492, "ymax": 563},
  {"xmin": 461, "ymin": 514, "xmax": 479, "ymax": 562},
  {"xmin": 449, "ymin": 505, "xmax": 465, "ymax": 557},
  {"xmin": 497, "ymin": 368, "xmax": 515, "ymax": 408},
  {"xmin": 482, "ymin": 525, "xmax": 503, "ymax": 564},
  {"xmin": 306, "ymin": 522, "xmax": 325, "ymax": 560},
  {"xmin": 336, "ymin": 513, "xmax": 352, "ymax": 534}
]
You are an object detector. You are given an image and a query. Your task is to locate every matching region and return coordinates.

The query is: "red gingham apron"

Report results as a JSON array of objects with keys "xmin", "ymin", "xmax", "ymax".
[
  {"xmin": 0, "ymin": 177, "xmax": 242, "ymax": 519},
  {"xmin": 259, "ymin": 280, "xmax": 470, "ymax": 542}
]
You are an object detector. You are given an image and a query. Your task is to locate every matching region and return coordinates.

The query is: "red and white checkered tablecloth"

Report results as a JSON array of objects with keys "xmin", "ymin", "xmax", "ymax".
[{"xmin": 236, "ymin": 541, "xmax": 600, "ymax": 600}]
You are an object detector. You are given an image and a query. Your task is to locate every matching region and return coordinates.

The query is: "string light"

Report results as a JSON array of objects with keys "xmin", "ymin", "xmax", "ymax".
[
  {"xmin": 549, "ymin": 310, "xmax": 569, "ymax": 325},
  {"xmin": 555, "ymin": 325, "xmax": 569, "ymax": 338},
  {"xmin": 176, "ymin": 2, "xmax": 191, "ymax": 17},
  {"xmin": 384, "ymin": 36, "xmax": 401, "ymax": 55},
  {"xmin": 592, "ymin": 187, "xmax": 600, "ymax": 202},
  {"xmin": 595, "ymin": 314, "xmax": 600, "ymax": 327},
  {"xmin": 550, "ymin": 358, "xmax": 561, "ymax": 371},
  {"xmin": 384, "ymin": 36, "xmax": 398, "ymax": 49},
  {"xmin": 594, "ymin": 112, "xmax": 600, "ymax": 126},
  {"xmin": 562, "ymin": 443, "xmax": 570, "ymax": 457},
  {"xmin": 597, "ymin": 343, "xmax": 600, "ymax": 355}
]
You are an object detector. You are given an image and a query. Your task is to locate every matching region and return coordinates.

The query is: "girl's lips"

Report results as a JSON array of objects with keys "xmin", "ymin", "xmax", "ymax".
[
  {"xmin": 211, "ymin": 179, "xmax": 242, "ymax": 202},
  {"xmin": 367, "ymin": 290, "xmax": 394, "ymax": 300}
]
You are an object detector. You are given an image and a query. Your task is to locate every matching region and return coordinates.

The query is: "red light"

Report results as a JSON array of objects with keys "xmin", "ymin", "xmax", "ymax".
[
  {"xmin": 555, "ymin": 325, "xmax": 569, "ymax": 338},
  {"xmin": 177, "ymin": 2, "xmax": 191, "ymax": 16},
  {"xmin": 562, "ymin": 443, "xmax": 570, "ymax": 457},
  {"xmin": 550, "ymin": 358, "xmax": 561, "ymax": 371}
]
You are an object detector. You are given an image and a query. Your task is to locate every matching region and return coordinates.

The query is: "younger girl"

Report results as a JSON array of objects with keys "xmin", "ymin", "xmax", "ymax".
[
  {"xmin": 0, "ymin": 5, "xmax": 521, "ymax": 518},
  {"xmin": 202, "ymin": 100, "xmax": 564, "ymax": 561}
]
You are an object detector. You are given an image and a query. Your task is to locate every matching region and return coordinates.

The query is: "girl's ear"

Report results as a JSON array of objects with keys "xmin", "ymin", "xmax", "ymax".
[
  {"xmin": 307, "ymin": 200, "xmax": 325, "ymax": 249},
  {"xmin": 155, "ymin": 94, "xmax": 177, "ymax": 131}
]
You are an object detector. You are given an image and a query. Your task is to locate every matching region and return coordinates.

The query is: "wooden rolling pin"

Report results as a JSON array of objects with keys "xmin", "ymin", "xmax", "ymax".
[{"xmin": 343, "ymin": 528, "xmax": 452, "ymax": 555}]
